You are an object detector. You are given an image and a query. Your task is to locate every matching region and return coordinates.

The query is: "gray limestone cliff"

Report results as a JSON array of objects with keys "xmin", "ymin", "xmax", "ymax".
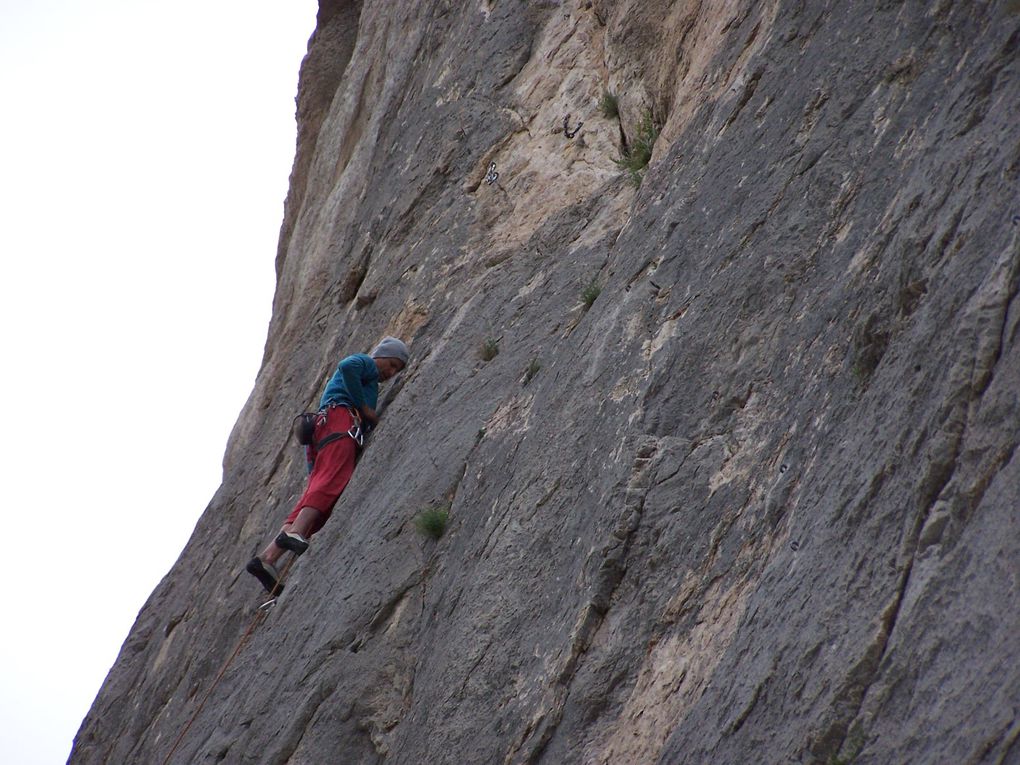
[{"xmin": 71, "ymin": 1, "xmax": 1020, "ymax": 763}]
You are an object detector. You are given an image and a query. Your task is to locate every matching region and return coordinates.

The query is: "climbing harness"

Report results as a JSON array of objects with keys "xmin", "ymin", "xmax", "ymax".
[
  {"xmin": 294, "ymin": 406, "xmax": 364, "ymax": 450},
  {"xmin": 563, "ymin": 113, "xmax": 583, "ymax": 139},
  {"xmin": 160, "ymin": 556, "xmax": 297, "ymax": 765},
  {"xmin": 313, "ymin": 405, "xmax": 364, "ymax": 450}
]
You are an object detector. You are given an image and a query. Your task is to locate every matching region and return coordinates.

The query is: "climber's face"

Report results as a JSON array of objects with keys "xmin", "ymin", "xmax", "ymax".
[{"xmin": 375, "ymin": 357, "xmax": 405, "ymax": 381}]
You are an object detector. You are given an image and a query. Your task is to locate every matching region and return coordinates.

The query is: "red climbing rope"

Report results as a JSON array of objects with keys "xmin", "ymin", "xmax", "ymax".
[{"xmin": 161, "ymin": 557, "xmax": 295, "ymax": 765}]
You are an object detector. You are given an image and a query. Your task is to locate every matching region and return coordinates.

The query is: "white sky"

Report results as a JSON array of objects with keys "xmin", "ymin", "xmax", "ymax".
[{"xmin": 0, "ymin": 2, "xmax": 317, "ymax": 762}]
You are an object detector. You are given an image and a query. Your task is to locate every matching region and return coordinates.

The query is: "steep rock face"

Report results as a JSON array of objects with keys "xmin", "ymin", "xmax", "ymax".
[{"xmin": 72, "ymin": 1, "xmax": 1020, "ymax": 764}]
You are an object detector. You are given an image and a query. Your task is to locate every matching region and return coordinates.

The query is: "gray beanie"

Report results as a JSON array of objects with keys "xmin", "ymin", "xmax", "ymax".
[{"xmin": 370, "ymin": 336, "xmax": 409, "ymax": 365}]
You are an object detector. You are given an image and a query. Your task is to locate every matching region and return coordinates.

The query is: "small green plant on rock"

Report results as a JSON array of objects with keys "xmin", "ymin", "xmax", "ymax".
[
  {"xmin": 480, "ymin": 337, "xmax": 500, "ymax": 361},
  {"xmin": 825, "ymin": 721, "xmax": 867, "ymax": 765},
  {"xmin": 849, "ymin": 313, "xmax": 890, "ymax": 385},
  {"xmin": 599, "ymin": 90, "xmax": 619, "ymax": 119},
  {"xmin": 523, "ymin": 357, "xmax": 541, "ymax": 386},
  {"xmin": 615, "ymin": 110, "xmax": 659, "ymax": 187},
  {"xmin": 581, "ymin": 279, "xmax": 602, "ymax": 311},
  {"xmin": 827, "ymin": 753, "xmax": 857, "ymax": 765},
  {"xmin": 414, "ymin": 505, "xmax": 450, "ymax": 540}
]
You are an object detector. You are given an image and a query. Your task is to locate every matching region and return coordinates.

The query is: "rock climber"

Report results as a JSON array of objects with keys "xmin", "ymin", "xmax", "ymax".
[{"xmin": 246, "ymin": 336, "xmax": 410, "ymax": 594}]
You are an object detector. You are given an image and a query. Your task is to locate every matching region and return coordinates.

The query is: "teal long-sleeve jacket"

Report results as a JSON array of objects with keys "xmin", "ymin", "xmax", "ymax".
[{"xmin": 319, "ymin": 353, "xmax": 380, "ymax": 414}]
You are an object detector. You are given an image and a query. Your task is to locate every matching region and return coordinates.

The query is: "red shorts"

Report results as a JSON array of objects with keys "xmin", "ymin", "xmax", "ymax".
[{"xmin": 285, "ymin": 406, "xmax": 358, "ymax": 534}]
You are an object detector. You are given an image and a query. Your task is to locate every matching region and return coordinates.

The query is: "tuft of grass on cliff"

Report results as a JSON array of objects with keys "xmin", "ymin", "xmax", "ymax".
[
  {"xmin": 615, "ymin": 110, "xmax": 659, "ymax": 186},
  {"xmin": 600, "ymin": 90, "xmax": 619, "ymax": 119},
  {"xmin": 414, "ymin": 505, "xmax": 450, "ymax": 540},
  {"xmin": 581, "ymin": 278, "xmax": 602, "ymax": 311},
  {"xmin": 480, "ymin": 337, "xmax": 499, "ymax": 361}
]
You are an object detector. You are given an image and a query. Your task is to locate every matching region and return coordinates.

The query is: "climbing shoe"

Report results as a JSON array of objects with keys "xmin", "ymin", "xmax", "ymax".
[
  {"xmin": 246, "ymin": 557, "xmax": 283, "ymax": 595},
  {"xmin": 275, "ymin": 531, "xmax": 310, "ymax": 555}
]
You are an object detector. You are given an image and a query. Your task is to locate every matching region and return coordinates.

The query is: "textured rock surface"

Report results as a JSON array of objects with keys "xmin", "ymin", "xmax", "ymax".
[{"xmin": 72, "ymin": 1, "xmax": 1020, "ymax": 763}]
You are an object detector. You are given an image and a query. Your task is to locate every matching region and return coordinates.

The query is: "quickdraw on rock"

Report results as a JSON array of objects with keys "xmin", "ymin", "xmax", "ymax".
[
  {"xmin": 563, "ymin": 113, "xmax": 583, "ymax": 139},
  {"xmin": 485, "ymin": 161, "xmax": 499, "ymax": 185}
]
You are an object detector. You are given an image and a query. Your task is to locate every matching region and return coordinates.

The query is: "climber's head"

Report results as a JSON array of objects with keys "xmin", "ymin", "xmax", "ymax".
[{"xmin": 371, "ymin": 336, "xmax": 409, "ymax": 380}]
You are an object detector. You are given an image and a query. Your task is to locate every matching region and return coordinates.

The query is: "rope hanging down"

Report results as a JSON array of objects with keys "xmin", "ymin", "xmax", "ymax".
[{"xmin": 160, "ymin": 556, "xmax": 296, "ymax": 765}]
